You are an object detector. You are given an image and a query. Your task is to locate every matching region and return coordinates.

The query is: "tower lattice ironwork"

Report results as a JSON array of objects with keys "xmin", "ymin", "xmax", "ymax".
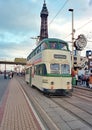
[{"xmin": 40, "ymin": 0, "xmax": 49, "ymax": 41}]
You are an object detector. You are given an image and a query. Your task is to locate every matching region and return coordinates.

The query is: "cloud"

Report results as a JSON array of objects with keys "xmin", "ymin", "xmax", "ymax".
[
  {"xmin": 89, "ymin": 0, "xmax": 92, "ymax": 5},
  {"xmin": 0, "ymin": 0, "xmax": 92, "ymax": 61},
  {"xmin": 0, "ymin": 0, "xmax": 40, "ymax": 33},
  {"xmin": 0, "ymin": 39, "xmax": 36, "ymax": 58},
  {"xmin": 0, "ymin": 0, "xmax": 42, "ymax": 61}
]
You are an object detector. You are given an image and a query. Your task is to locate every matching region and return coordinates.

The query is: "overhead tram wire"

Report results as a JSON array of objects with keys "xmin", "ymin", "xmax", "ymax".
[
  {"xmin": 64, "ymin": 19, "xmax": 92, "ymax": 39},
  {"xmin": 49, "ymin": 0, "xmax": 70, "ymax": 25},
  {"xmin": 76, "ymin": 19, "xmax": 92, "ymax": 32}
]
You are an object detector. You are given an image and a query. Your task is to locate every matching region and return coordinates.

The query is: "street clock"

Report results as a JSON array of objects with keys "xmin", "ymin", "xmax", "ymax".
[{"xmin": 74, "ymin": 34, "xmax": 87, "ymax": 51}]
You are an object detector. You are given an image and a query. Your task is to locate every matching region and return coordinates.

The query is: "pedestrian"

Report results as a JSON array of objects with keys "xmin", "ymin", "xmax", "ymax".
[
  {"xmin": 74, "ymin": 67, "xmax": 78, "ymax": 85},
  {"xmin": 71, "ymin": 68, "xmax": 75, "ymax": 77},
  {"xmin": 88, "ymin": 74, "xmax": 92, "ymax": 88},
  {"xmin": 86, "ymin": 77, "xmax": 89, "ymax": 87},
  {"xmin": 75, "ymin": 73, "xmax": 78, "ymax": 85},
  {"xmin": 4, "ymin": 70, "xmax": 7, "ymax": 79},
  {"xmin": 12, "ymin": 72, "xmax": 14, "ymax": 78},
  {"xmin": 77, "ymin": 67, "xmax": 82, "ymax": 85},
  {"xmin": 9, "ymin": 71, "xmax": 13, "ymax": 79}
]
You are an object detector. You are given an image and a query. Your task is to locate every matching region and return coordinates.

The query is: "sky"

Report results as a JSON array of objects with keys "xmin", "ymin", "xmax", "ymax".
[{"xmin": 0, "ymin": 0, "xmax": 92, "ymax": 68}]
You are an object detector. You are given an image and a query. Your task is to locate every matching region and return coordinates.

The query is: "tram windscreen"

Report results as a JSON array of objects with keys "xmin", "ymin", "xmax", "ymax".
[
  {"xmin": 59, "ymin": 42, "xmax": 67, "ymax": 50},
  {"xmin": 50, "ymin": 64, "xmax": 60, "ymax": 74},
  {"xmin": 61, "ymin": 64, "xmax": 70, "ymax": 74},
  {"xmin": 49, "ymin": 41, "xmax": 67, "ymax": 50}
]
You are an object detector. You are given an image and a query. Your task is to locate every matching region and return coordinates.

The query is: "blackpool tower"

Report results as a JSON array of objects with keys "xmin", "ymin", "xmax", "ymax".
[{"xmin": 39, "ymin": 0, "xmax": 49, "ymax": 41}]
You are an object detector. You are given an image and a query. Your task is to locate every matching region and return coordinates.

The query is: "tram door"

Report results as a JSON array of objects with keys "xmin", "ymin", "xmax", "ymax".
[{"xmin": 30, "ymin": 67, "xmax": 32, "ymax": 85}]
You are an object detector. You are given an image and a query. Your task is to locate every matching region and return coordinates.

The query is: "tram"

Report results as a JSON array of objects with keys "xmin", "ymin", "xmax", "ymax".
[{"xmin": 25, "ymin": 38, "xmax": 72, "ymax": 95}]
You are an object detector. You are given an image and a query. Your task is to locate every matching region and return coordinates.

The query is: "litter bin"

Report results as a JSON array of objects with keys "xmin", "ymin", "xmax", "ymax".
[{"xmin": 72, "ymin": 77, "xmax": 76, "ymax": 86}]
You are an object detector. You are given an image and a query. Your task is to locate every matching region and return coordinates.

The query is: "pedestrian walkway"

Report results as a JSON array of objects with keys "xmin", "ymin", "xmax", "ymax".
[{"xmin": 0, "ymin": 78, "xmax": 42, "ymax": 130}]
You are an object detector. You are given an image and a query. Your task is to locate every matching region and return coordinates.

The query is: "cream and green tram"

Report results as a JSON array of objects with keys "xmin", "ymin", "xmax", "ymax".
[{"xmin": 25, "ymin": 38, "xmax": 72, "ymax": 95}]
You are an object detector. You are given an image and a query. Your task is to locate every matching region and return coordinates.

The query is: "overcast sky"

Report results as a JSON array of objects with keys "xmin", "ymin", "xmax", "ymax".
[{"xmin": 0, "ymin": 0, "xmax": 92, "ymax": 63}]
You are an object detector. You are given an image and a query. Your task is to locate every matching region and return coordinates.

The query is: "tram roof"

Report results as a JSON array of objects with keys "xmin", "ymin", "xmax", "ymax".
[
  {"xmin": 27, "ymin": 38, "xmax": 69, "ymax": 60},
  {"xmin": 38, "ymin": 38, "xmax": 68, "ymax": 45}
]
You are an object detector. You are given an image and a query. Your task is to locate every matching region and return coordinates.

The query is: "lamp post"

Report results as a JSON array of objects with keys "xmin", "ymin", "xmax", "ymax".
[{"xmin": 68, "ymin": 9, "xmax": 74, "ymax": 68}]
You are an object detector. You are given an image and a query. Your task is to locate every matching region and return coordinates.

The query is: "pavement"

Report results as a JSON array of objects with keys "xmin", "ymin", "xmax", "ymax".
[{"xmin": 0, "ymin": 78, "xmax": 43, "ymax": 130}]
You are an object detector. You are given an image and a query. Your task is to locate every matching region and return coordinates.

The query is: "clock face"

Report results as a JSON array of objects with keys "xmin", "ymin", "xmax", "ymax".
[{"xmin": 75, "ymin": 34, "xmax": 87, "ymax": 50}]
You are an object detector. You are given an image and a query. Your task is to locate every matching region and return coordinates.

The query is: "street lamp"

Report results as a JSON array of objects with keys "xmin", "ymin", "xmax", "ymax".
[{"xmin": 68, "ymin": 9, "xmax": 74, "ymax": 67}]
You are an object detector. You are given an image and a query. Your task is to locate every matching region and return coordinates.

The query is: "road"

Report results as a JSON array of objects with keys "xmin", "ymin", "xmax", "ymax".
[
  {"xmin": 17, "ymin": 76, "xmax": 92, "ymax": 130},
  {"xmin": 0, "ymin": 74, "xmax": 10, "ymax": 104}
]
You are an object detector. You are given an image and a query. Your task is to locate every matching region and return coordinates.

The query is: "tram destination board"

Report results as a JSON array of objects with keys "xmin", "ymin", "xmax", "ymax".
[{"xmin": 54, "ymin": 54, "xmax": 66, "ymax": 59}]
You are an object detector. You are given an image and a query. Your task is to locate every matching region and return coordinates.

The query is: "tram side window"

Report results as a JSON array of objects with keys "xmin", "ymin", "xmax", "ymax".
[
  {"xmin": 35, "ymin": 64, "xmax": 47, "ymax": 76},
  {"xmin": 61, "ymin": 64, "xmax": 70, "ymax": 74},
  {"xmin": 26, "ymin": 68, "xmax": 30, "ymax": 74},
  {"xmin": 37, "ymin": 46, "xmax": 41, "ymax": 53},
  {"xmin": 34, "ymin": 51, "xmax": 36, "ymax": 56},
  {"xmin": 42, "ymin": 64, "xmax": 47, "ymax": 76},
  {"xmin": 41, "ymin": 42, "xmax": 48, "ymax": 50}
]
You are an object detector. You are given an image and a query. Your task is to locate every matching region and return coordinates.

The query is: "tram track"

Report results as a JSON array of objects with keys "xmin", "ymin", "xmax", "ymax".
[
  {"xmin": 51, "ymin": 96, "xmax": 92, "ymax": 128},
  {"xmin": 72, "ymin": 87, "xmax": 92, "ymax": 102},
  {"xmin": 73, "ymin": 92, "xmax": 92, "ymax": 103},
  {"xmin": 16, "ymin": 76, "xmax": 92, "ymax": 130},
  {"xmin": 16, "ymin": 76, "xmax": 60, "ymax": 130},
  {"xmin": 73, "ymin": 86, "xmax": 92, "ymax": 97}
]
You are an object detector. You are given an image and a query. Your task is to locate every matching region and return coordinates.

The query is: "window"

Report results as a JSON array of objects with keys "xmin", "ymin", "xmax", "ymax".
[
  {"xmin": 61, "ymin": 64, "xmax": 70, "ymax": 74},
  {"xmin": 34, "ymin": 51, "xmax": 36, "ymax": 56},
  {"xmin": 41, "ymin": 42, "xmax": 48, "ymax": 50},
  {"xmin": 49, "ymin": 42, "xmax": 58, "ymax": 49},
  {"xmin": 26, "ymin": 68, "xmax": 30, "ymax": 74},
  {"xmin": 35, "ymin": 64, "xmax": 47, "ymax": 76},
  {"xmin": 37, "ymin": 46, "xmax": 41, "ymax": 53},
  {"xmin": 50, "ymin": 64, "xmax": 60, "ymax": 74},
  {"xmin": 59, "ymin": 42, "xmax": 67, "ymax": 50}
]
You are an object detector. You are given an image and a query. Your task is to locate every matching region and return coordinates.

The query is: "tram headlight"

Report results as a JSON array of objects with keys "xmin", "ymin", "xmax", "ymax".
[
  {"xmin": 67, "ymin": 82, "xmax": 70, "ymax": 85},
  {"xmin": 67, "ymin": 82, "xmax": 71, "ymax": 89},
  {"xmin": 51, "ymin": 81, "xmax": 54, "ymax": 85}
]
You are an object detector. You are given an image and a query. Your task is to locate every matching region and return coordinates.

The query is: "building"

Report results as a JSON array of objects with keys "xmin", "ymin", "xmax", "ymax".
[
  {"xmin": 73, "ymin": 50, "xmax": 92, "ymax": 71},
  {"xmin": 39, "ymin": 0, "xmax": 49, "ymax": 41}
]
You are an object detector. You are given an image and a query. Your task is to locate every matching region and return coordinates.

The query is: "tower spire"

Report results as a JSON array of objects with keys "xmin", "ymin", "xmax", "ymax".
[{"xmin": 39, "ymin": 0, "xmax": 49, "ymax": 41}]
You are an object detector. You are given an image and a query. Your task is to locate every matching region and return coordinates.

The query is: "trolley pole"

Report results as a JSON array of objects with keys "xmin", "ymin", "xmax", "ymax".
[{"xmin": 69, "ymin": 9, "xmax": 74, "ymax": 68}]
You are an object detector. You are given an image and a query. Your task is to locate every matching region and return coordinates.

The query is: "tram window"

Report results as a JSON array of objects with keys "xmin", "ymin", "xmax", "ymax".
[
  {"xmin": 26, "ymin": 68, "xmax": 30, "ymax": 74},
  {"xmin": 41, "ymin": 42, "xmax": 48, "ymax": 50},
  {"xmin": 49, "ymin": 42, "xmax": 58, "ymax": 49},
  {"xmin": 50, "ymin": 64, "xmax": 60, "ymax": 74},
  {"xmin": 61, "ymin": 64, "xmax": 70, "ymax": 74},
  {"xmin": 38, "ymin": 46, "xmax": 41, "ymax": 53},
  {"xmin": 34, "ymin": 51, "xmax": 36, "ymax": 56},
  {"xmin": 26, "ymin": 69, "xmax": 28, "ymax": 74},
  {"xmin": 35, "ymin": 65, "xmax": 40, "ymax": 75},
  {"xmin": 37, "ymin": 48, "xmax": 39, "ymax": 53},
  {"xmin": 59, "ymin": 42, "xmax": 67, "ymax": 50},
  {"xmin": 35, "ymin": 64, "xmax": 47, "ymax": 76},
  {"xmin": 37, "ymin": 47, "xmax": 40, "ymax": 53},
  {"xmin": 41, "ymin": 64, "xmax": 47, "ymax": 76}
]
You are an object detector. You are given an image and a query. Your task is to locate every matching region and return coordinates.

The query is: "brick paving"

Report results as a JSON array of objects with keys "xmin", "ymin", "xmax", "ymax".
[{"xmin": 0, "ymin": 78, "xmax": 42, "ymax": 130}]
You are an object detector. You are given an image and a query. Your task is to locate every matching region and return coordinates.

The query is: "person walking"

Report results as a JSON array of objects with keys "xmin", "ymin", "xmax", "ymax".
[
  {"xmin": 89, "ymin": 74, "xmax": 92, "ymax": 88},
  {"xmin": 74, "ymin": 68, "xmax": 78, "ymax": 85},
  {"xmin": 4, "ymin": 70, "xmax": 7, "ymax": 79}
]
